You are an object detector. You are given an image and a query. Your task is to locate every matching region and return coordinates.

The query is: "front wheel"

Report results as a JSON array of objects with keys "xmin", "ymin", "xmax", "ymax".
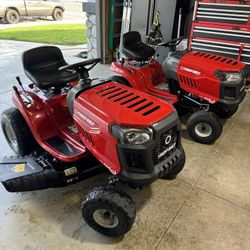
[
  {"xmin": 5, "ymin": 9, "xmax": 20, "ymax": 24},
  {"xmin": 82, "ymin": 185, "xmax": 136, "ymax": 236},
  {"xmin": 186, "ymin": 111, "xmax": 222, "ymax": 144},
  {"xmin": 52, "ymin": 8, "xmax": 63, "ymax": 21}
]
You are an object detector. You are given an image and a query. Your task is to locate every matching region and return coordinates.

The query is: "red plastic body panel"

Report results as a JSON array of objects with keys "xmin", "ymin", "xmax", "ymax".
[
  {"xmin": 111, "ymin": 60, "xmax": 179, "ymax": 104},
  {"xmin": 12, "ymin": 88, "xmax": 88, "ymax": 162},
  {"xmin": 111, "ymin": 53, "xmax": 246, "ymax": 104},
  {"xmin": 177, "ymin": 51, "xmax": 246, "ymax": 103},
  {"xmin": 73, "ymin": 82, "xmax": 175, "ymax": 175}
]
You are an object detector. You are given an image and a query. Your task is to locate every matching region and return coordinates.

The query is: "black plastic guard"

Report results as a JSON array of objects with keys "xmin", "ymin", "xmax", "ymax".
[
  {"xmin": 0, "ymin": 156, "xmax": 60, "ymax": 192},
  {"xmin": 0, "ymin": 156, "xmax": 43, "ymax": 182}
]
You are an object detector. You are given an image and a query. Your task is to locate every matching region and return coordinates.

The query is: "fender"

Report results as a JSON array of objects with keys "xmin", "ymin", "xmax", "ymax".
[
  {"xmin": 110, "ymin": 61, "xmax": 179, "ymax": 104},
  {"xmin": 12, "ymin": 90, "xmax": 87, "ymax": 162},
  {"xmin": 110, "ymin": 62, "xmax": 146, "ymax": 90}
]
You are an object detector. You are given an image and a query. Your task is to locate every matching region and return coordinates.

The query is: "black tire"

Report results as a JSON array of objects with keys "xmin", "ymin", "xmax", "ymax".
[
  {"xmin": 1, "ymin": 107, "xmax": 36, "ymax": 156},
  {"xmin": 82, "ymin": 185, "xmax": 136, "ymax": 236},
  {"xmin": 5, "ymin": 9, "xmax": 20, "ymax": 24},
  {"xmin": 52, "ymin": 8, "xmax": 63, "ymax": 21},
  {"xmin": 108, "ymin": 76, "xmax": 131, "ymax": 87},
  {"xmin": 186, "ymin": 111, "xmax": 222, "ymax": 144},
  {"xmin": 162, "ymin": 146, "xmax": 186, "ymax": 179},
  {"xmin": 215, "ymin": 104, "xmax": 239, "ymax": 119}
]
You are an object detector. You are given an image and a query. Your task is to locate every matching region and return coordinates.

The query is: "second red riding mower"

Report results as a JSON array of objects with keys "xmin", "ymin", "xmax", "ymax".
[
  {"xmin": 111, "ymin": 31, "xmax": 250, "ymax": 144},
  {"xmin": 0, "ymin": 46, "xmax": 185, "ymax": 236}
]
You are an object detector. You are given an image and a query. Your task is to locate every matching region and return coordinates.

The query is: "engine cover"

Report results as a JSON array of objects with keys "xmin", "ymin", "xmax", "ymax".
[
  {"xmin": 165, "ymin": 50, "xmax": 248, "ymax": 103},
  {"xmin": 73, "ymin": 82, "xmax": 176, "ymax": 176}
]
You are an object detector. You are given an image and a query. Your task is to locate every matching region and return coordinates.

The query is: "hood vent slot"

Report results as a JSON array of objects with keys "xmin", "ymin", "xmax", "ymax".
[
  {"xmin": 127, "ymin": 99, "xmax": 147, "ymax": 109},
  {"xmin": 180, "ymin": 76, "xmax": 197, "ymax": 88},
  {"xmin": 113, "ymin": 93, "xmax": 134, "ymax": 102},
  {"xmin": 192, "ymin": 51, "xmax": 239, "ymax": 66},
  {"xmin": 79, "ymin": 127, "xmax": 94, "ymax": 145},
  {"xmin": 97, "ymin": 85, "xmax": 162, "ymax": 116},
  {"xmin": 142, "ymin": 106, "xmax": 160, "ymax": 116},
  {"xmin": 101, "ymin": 88, "xmax": 122, "ymax": 97},
  {"xmin": 108, "ymin": 90, "xmax": 128, "ymax": 99},
  {"xmin": 121, "ymin": 96, "xmax": 140, "ymax": 105}
]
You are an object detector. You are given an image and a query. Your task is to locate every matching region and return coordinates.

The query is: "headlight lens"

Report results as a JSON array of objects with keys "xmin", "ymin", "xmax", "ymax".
[
  {"xmin": 215, "ymin": 71, "xmax": 243, "ymax": 83},
  {"xmin": 124, "ymin": 130, "xmax": 151, "ymax": 145},
  {"xmin": 111, "ymin": 125, "xmax": 153, "ymax": 145},
  {"xmin": 224, "ymin": 72, "xmax": 242, "ymax": 82}
]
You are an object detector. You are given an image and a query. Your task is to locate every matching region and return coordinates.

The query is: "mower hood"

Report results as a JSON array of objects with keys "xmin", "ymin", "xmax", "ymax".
[
  {"xmin": 179, "ymin": 51, "xmax": 247, "ymax": 78},
  {"xmin": 74, "ymin": 82, "xmax": 175, "ymax": 128}
]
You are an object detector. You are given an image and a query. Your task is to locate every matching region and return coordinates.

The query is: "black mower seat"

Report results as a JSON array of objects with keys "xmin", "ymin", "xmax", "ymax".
[
  {"xmin": 122, "ymin": 31, "xmax": 156, "ymax": 61},
  {"xmin": 22, "ymin": 46, "xmax": 78, "ymax": 90}
]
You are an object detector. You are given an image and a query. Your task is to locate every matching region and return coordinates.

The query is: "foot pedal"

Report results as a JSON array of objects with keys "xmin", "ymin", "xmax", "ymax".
[{"xmin": 0, "ymin": 156, "xmax": 59, "ymax": 192}]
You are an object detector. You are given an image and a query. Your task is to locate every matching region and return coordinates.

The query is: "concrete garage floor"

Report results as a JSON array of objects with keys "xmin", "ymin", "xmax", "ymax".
[{"xmin": 0, "ymin": 40, "xmax": 250, "ymax": 250}]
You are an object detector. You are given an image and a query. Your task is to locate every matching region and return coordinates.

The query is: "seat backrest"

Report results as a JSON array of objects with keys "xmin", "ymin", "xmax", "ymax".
[
  {"xmin": 123, "ymin": 31, "xmax": 142, "ymax": 48},
  {"xmin": 122, "ymin": 31, "xmax": 156, "ymax": 61},
  {"xmin": 22, "ymin": 46, "xmax": 67, "ymax": 75}
]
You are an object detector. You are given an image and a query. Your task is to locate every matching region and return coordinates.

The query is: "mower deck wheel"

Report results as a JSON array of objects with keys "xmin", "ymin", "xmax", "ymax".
[
  {"xmin": 82, "ymin": 185, "xmax": 136, "ymax": 236},
  {"xmin": 215, "ymin": 104, "xmax": 239, "ymax": 119},
  {"xmin": 1, "ymin": 107, "xmax": 36, "ymax": 156},
  {"xmin": 186, "ymin": 111, "xmax": 222, "ymax": 144}
]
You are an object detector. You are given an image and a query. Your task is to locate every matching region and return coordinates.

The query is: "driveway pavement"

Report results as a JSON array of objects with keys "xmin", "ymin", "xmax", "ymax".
[
  {"xmin": 0, "ymin": 40, "xmax": 250, "ymax": 250},
  {"xmin": 0, "ymin": 7, "xmax": 86, "ymax": 30}
]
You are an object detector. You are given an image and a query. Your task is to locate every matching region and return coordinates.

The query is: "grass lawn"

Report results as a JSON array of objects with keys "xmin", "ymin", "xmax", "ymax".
[{"xmin": 0, "ymin": 24, "xmax": 87, "ymax": 45}]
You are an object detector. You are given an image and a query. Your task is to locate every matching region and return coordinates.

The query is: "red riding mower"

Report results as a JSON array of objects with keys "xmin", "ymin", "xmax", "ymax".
[
  {"xmin": 111, "ymin": 31, "xmax": 250, "ymax": 144},
  {"xmin": 0, "ymin": 46, "xmax": 185, "ymax": 236}
]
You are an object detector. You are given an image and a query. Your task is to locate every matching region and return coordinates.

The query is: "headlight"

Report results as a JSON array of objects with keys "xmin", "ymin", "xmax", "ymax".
[
  {"xmin": 111, "ymin": 124, "xmax": 153, "ymax": 145},
  {"xmin": 215, "ymin": 71, "xmax": 243, "ymax": 83}
]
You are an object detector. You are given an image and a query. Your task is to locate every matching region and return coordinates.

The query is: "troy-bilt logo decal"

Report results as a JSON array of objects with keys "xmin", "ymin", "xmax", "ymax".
[
  {"xmin": 158, "ymin": 143, "xmax": 176, "ymax": 159},
  {"xmin": 76, "ymin": 111, "xmax": 95, "ymax": 127},
  {"xmin": 180, "ymin": 66, "xmax": 201, "ymax": 76}
]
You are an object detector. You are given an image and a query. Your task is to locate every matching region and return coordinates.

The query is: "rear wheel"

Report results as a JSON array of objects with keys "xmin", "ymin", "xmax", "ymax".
[
  {"xmin": 108, "ymin": 76, "xmax": 131, "ymax": 87},
  {"xmin": 82, "ymin": 185, "xmax": 136, "ymax": 236},
  {"xmin": 215, "ymin": 104, "xmax": 239, "ymax": 119},
  {"xmin": 1, "ymin": 107, "xmax": 36, "ymax": 156},
  {"xmin": 52, "ymin": 8, "xmax": 63, "ymax": 21},
  {"xmin": 5, "ymin": 9, "xmax": 20, "ymax": 24},
  {"xmin": 186, "ymin": 111, "xmax": 222, "ymax": 144}
]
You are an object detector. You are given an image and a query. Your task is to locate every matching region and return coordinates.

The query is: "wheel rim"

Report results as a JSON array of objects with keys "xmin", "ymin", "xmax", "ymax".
[
  {"xmin": 93, "ymin": 209, "xmax": 119, "ymax": 229},
  {"xmin": 9, "ymin": 13, "xmax": 17, "ymax": 22},
  {"xmin": 4, "ymin": 123, "xmax": 18, "ymax": 150},
  {"xmin": 56, "ymin": 11, "xmax": 62, "ymax": 19},
  {"xmin": 194, "ymin": 123, "xmax": 212, "ymax": 138}
]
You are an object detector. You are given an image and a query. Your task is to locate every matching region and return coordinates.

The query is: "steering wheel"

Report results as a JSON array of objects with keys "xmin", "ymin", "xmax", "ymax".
[
  {"xmin": 158, "ymin": 36, "xmax": 186, "ymax": 48},
  {"xmin": 59, "ymin": 58, "xmax": 101, "ymax": 72}
]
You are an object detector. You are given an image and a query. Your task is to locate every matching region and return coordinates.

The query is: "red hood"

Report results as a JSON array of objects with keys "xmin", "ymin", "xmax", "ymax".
[
  {"xmin": 180, "ymin": 51, "xmax": 246, "ymax": 78},
  {"xmin": 75, "ymin": 82, "xmax": 175, "ymax": 127}
]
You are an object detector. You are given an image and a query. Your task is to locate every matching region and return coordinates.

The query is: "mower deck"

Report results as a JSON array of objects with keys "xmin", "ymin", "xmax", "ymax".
[{"xmin": 0, "ymin": 154, "xmax": 105, "ymax": 192}]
